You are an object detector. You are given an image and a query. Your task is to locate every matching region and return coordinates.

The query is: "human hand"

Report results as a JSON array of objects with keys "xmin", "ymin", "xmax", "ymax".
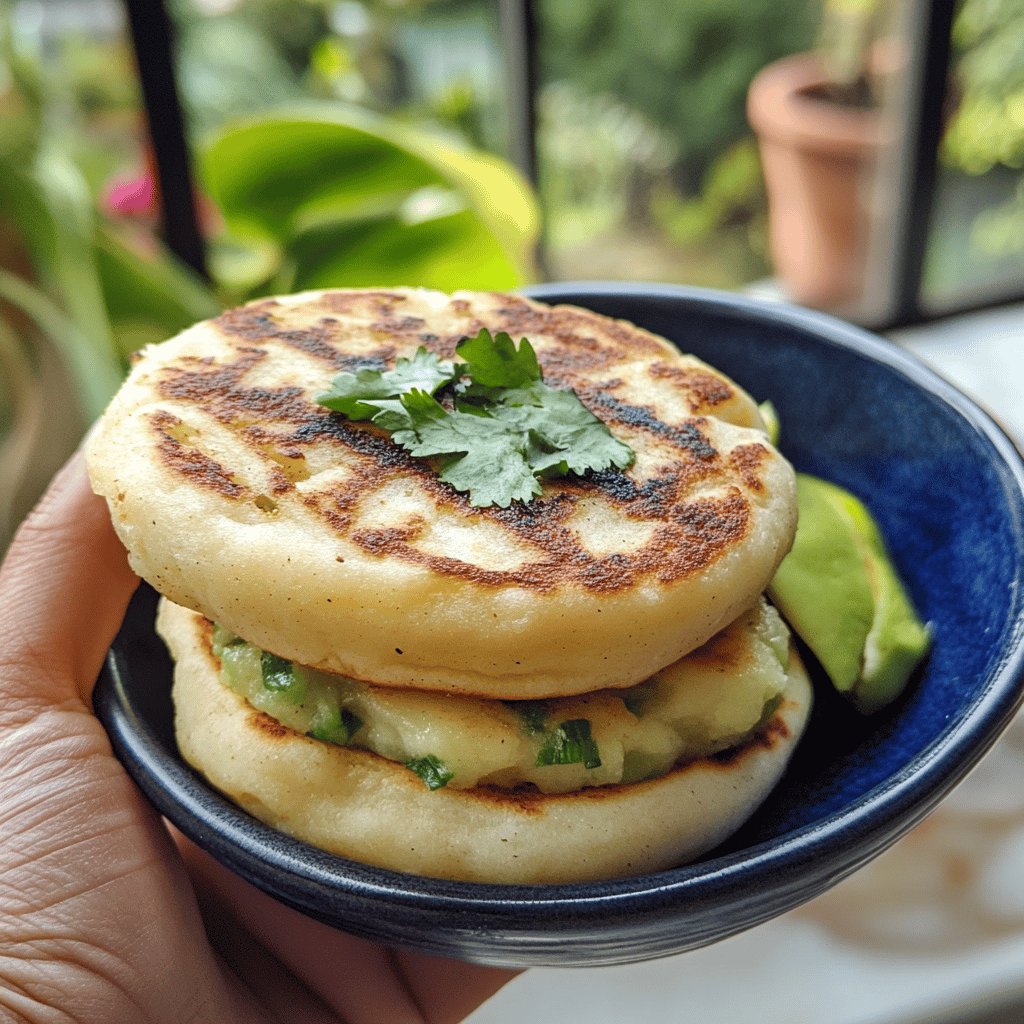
[{"xmin": 0, "ymin": 452, "xmax": 516, "ymax": 1023}]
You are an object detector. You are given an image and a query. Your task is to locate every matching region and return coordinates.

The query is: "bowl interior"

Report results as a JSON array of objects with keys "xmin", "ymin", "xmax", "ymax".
[{"xmin": 96, "ymin": 284, "xmax": 1024, "ymax": 967}]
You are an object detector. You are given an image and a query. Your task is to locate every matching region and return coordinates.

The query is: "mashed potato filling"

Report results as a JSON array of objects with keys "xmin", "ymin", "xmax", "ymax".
[{"xmin": 213, "ymin": 599, "xmax": 790, "ymax": 796}]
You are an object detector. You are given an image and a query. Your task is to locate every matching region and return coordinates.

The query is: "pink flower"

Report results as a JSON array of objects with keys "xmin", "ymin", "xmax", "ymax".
[{"xmin": 102, "ymin": 171, "xmax": 158, "ymax": 218}]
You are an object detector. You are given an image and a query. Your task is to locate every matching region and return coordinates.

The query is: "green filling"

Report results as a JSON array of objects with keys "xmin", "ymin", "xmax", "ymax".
[
  {"xmin": 308, "ymin": 705, "xmax": 363, "ymax": 745},
  {"xmin": 507, "ymin": 700, "xmax": 549, "ymax": 735},
  {"xmin": 536, "ymin": 719, "xmax": 602, "ymax": 770},
  {"xmin": 620, "ymin": 748, "xmax": 677, "ymax": 785},
  {"xmin": 211, "ymin": 623, "xmax": 245, "ymax": 657},
  {"xmin": 261, "ymin": 652, "xmax": 303, "ymax": 700},
  {"xmin": 405, "ymin": 754, "xmax": 454, "ymax": 790},
  {"xmin": 211, "ymin": 598, "xmax": 788, "ymax": 795}
]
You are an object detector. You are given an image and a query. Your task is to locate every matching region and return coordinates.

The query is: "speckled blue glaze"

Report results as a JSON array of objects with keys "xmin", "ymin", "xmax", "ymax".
[{"xmin": 94, "ymin": 283, "xmax": 1024, "ymax": 968}]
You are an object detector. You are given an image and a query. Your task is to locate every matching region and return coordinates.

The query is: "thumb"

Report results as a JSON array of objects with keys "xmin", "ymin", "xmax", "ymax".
[{"xmin": 0, "ymin": 449, "xmax": 138, "ymax": 705}]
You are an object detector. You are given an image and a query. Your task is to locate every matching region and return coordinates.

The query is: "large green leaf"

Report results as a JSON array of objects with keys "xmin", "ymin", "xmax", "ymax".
[
  {"xmin": 281, "ymin": 206, "xmax": 522, "ymax": 293},
  {"xmin": 94, "ymin": 225, "xmax": 221, "ymax": 359},
  {"xmin": 0, "ymin": 148, "xmax": 116, "ymax": 366},
  {"xmin": 204, "ymin": 115, "xmax": 439, "ymax": 240},
  {"xmin": 0, "ymin": 269, "xmax": 122, "ymax": 422},
  {"xmin": 202, "ymin": 105, "xmax": 539, "ymax": 293}
]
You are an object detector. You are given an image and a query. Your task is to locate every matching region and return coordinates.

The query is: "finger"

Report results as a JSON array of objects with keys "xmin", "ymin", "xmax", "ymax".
[
  {"xmin": 176, "ymin": 833, "xmax": 425, "ymax": 1024},
  {"xmin": 0, "ymin": 449, "xmax": 138, "ymax": 704},
  {"xmin": 196, "ymin": 885, "xmax": 348, "ymax": 1024},
  {"xmin": 392, "ymin": 948, "xmax": 519, "ymax": 1024}
]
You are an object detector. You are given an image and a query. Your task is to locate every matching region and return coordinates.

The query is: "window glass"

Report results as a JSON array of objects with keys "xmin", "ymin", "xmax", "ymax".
[
  {"xmin": 169, "ymin": 0, "xmax": 509, "ymax": 155},
  {"xmin": 921, "ymin": 0, "xmax": 1024, "ymax": 313},
  {"xmin": 535, "ymin": 0, "xmax": 819, "ymax": 289}
]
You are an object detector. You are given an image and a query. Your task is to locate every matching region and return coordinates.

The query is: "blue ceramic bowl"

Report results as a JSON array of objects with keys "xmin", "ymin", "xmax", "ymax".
[{"xmin": 94, "ymin": 283, "xmax": 1024, "ymax": 968}]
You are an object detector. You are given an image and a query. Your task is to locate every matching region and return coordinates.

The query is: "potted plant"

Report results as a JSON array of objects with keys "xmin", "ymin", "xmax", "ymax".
[{"xmin": 747, "ymin": 0, "xmax": 891, "ymax": 310}]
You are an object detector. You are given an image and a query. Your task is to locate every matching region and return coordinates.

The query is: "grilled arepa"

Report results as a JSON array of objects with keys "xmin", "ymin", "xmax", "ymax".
[
  {"xmin": 159, "ymin": 597, "xmax": 812, "ymax": 884},
  {"xmin": 87, "ymin": 288, "xmax": 797, "ymax": 699}
]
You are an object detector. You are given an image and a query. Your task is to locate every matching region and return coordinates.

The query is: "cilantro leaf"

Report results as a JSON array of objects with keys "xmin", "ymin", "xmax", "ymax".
[
  {"xmin": 489, "ymin": 384, "xmax": 635, "ymax": 476},
  {"xmin": 394, "ymin": 390, "xmax": 542, "ymax": 508},
  {"xmin": 455, "ymin": 328, "xmax": 541, "ymax": 389},
  {"xmin": 316, "ymin": 348, "xmax": 457, "ymax": 420},
  {"xmin": 315, "ymin": 329, "xmax": 635, "ymax": 508}
]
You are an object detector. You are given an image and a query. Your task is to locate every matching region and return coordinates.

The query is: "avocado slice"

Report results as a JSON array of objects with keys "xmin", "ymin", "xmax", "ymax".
[
  {"xmin": 768, "ymin": 474, "xmax": 930, "ymax": 714},
  {"xmin": 758, "ymin": 400, "xmax": 780, "ymax": 446}
]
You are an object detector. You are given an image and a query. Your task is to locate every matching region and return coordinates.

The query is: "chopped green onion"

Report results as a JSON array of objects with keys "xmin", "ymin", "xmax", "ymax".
[
  {"xmin": 261, "ymin": 651, "xmax": 295, "ymax": 692},
  {"xmin": 505, "ymin": 700, "xmax": 549, "ymax": 735},
  {"xmin": 405, "ymin": 754, "xmax": 454, "ymax": 790},
  {"xmin": 308, "ymin": 705, "xmax": 363, "ymax": 745},
  {"xmin": 536, "ymin": 719, "xmax": 602, "ymax": 770}
]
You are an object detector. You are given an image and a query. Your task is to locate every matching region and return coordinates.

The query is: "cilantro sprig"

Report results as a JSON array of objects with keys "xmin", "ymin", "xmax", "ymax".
[{"xmin": 316, "ymin": 329, "xmax": 634, "ymax": 508}]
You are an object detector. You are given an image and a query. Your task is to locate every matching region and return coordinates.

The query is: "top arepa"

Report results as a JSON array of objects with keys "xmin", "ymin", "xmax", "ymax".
[{"xmin": 86, "ymin": 289, "xmax": 797, "ymax": 699}]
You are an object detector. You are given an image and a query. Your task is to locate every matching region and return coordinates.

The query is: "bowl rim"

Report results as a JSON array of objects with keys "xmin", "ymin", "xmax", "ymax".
[{"xmin": 96, "ymin": 282, "xmax": 1024, "ymax": 947}]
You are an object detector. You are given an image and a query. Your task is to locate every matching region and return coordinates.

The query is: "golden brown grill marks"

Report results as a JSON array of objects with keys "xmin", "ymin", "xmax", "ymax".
[
  {"xmin": 648, "ymin": 362, "xmax": 735, "ymax": 409},
  {"xmin": 147, "ymin": 291, "xmax": 772, "ymax": 594},
  {"xmin": 249, "ymin": 709, "xmax": 291, "ymax": 739},
  {"xmin": 729, "ymin": 443, "xmax": 770, "ymax": 493},
  {"xmin": 151, "ymin": 410, "xmax": 246, "ymax": 499}
]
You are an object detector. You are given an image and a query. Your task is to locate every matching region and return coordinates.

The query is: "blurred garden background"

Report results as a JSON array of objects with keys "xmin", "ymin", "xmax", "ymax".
[{"xmin": 1, "ymin": 0, "xmax": 1022, "ymax": 544}]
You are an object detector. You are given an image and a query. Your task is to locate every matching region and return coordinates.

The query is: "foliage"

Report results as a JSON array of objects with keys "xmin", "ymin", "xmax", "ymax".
[
  {"xmin": 203, "ymin": 105, "xmax": 538, "ymax": 297},
  {"xmin": 0, "ymin": 148, "xmax": 219, "ymax": 419},
  {"xmin": 538, "ymin": 83, "xmax": 672, "ymax": 244},
  {"xmin": 944, "ymin": 0, "xmax": 1024, "ymax": 174},
  {"xmin": 942, "ymin": 0, "xmax": 1024, "ymax": 259},
  {"xmin": 651, "ymin": 140, "xmax": 765, "ymax": 249},
  {"xmin": 538, "ymin": 0, "xmax": 817, "ymax": 188},
  {"xmin": 814, "ymin": 0, "xmax": 891, "ymax": 108}
]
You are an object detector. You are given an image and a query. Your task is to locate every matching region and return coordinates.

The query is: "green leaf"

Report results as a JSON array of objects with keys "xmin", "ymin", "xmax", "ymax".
[
  {"xmin": 281, "ymin": 205, "xmax": 523, "ymax": 294},
  {"xmin": 501, "ymin": 385, "xmax": 635, "ymax": 476},
  {"xmin": 201, "ymin": 106, "xmax": 538, "ymax": 294},
  {"xmin": 94, "ymin": 225, "xmax": 221, "ymax": 362},
  {"xmin": 536, "ymin": 719, "xmax": 602, "ymax": 770},
  {"xmin": 0, "ymin": 268, "xmax": 121, "ymax": 422},
  {"xmin": 316, "ymin": 328, "xmax": 635, "ymax": 508},
  {"xmin": 405, "ymin": 754, "xmax": 454, "ymax": 790},
  {"xmin": 394, "ymin": 390, "xmax": 543, "ymax": 508},
  {"xmin": 455, "ymin": 329, "xmax": 541, "ymax": 389},
  {"xmin": 316, "ymin": 348, "xmax": 457, "ymax": 420},
  {"xmin": 308, "ymin": 705, "xmax": 363, "ymax": 746}
]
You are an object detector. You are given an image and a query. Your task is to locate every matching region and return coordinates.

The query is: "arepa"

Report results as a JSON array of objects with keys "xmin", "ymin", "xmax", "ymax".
[
  {"xmin": 87, "ymin": 288, "xmax": 797, "ymax": 699},
  {"xmin": 159, "ymin": 597, "xmax": 813, "ymax": 884}
]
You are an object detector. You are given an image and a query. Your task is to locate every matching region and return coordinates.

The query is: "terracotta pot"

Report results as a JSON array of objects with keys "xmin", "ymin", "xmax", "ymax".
[{"xmin": 747, "ymin": 52, "xmax": 882, "ymax": 310}]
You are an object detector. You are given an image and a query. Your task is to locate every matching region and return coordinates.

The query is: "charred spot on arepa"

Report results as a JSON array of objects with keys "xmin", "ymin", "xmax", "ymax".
[
  {"xmin": 711, "ymin": 710, "xmax": 792, "ymax": 764},
  {"xmin": 249, "ymin": 708, "xmax": 291, "ymax": 739},
  {"xmin": 647, "ymin": 361, "xmax": 737, "ymax": 409},
  {"xmin": 729, "ymin": 443, "xmax": 771, "ymax": 493},
  {"xmin": 151, "ymin": 410, "xmax": 246, "ymax": 499}
]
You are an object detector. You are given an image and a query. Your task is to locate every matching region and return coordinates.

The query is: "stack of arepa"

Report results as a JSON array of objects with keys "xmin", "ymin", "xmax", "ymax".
[{"xmin": 87, "ymin": 288, "xmax": 811, "ymax": 883}]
